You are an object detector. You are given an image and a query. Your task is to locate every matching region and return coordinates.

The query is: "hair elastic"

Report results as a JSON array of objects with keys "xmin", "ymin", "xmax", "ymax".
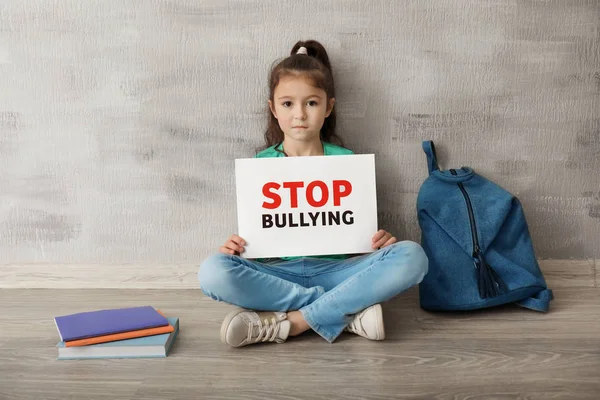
[{"xmin": 296, "ymin": 46, "xmax": 308, "ymax": 55}]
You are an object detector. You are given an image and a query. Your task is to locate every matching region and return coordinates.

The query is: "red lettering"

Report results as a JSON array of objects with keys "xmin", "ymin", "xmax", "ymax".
[
  {"xmin": 306, "ymin": 180, "xmax": 329, "ymax": 207},
  {"xmin": 262, "ymin": 180, "xmax": 353, "ymax": 208},
  {"xmin": 283, "ymin": 181, "xmax": 304, "ymax": 208},
  {"xmin": 332, "ymin": 180, "xmax": 352, "ymax": 206},
  {"xmin": 262, "ymin": 182, "xmax": 281, "ymax": 209}
]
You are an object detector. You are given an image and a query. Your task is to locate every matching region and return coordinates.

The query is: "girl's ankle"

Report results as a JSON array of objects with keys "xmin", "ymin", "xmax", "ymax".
[{"xmin": 287, "ymin": 311, "xmax": 310, "ymax": 336}]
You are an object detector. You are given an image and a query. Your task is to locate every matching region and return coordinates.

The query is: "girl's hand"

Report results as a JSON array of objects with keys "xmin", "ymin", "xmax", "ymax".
[
  {"xmin": 372, "ymin": 229, "xmax": 397, "ymax": 250},
  {"xmin": 220, "ymin": 234, "xmax": 246, "ymax": 255}
]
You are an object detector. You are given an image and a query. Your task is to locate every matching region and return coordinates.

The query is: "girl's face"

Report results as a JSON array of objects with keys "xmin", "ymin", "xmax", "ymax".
[{"xmin": 268, "ymin": 75, "xmax": 335, "ymax": 144}]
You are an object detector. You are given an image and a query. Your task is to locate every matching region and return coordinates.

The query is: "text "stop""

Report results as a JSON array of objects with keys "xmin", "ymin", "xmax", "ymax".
[{"xmin": 262, "ymin": 180, "xmax": 352, "ymax": 209}]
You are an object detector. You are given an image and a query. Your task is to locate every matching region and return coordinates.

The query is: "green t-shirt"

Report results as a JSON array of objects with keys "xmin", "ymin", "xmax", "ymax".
[{"xmin": 255, "ymin": 141, "xmax": 354, "ymax": 261}]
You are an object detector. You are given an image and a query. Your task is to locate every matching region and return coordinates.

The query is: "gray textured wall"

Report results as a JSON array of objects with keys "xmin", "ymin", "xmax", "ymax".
[{"xmin": 1, "ymin": 0, "xmax": 599, "ymax": 264}]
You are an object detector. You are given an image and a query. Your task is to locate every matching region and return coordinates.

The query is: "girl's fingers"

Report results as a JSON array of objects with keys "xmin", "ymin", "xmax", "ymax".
[
  {"xmin": 226, "ymin": 240, "xmax": 244, "ymax": 253},
  {"xmin": 230, "ymin": 234, "xmax": 246, "ymax": 246},
  {"xmin": 372, "ymin": 229, "xmax": 386, "ymax": 243},
  {"xmin": 372, "ymin": 240, "xmax": 385, "ymax": 249},
  {"xmin": 219, "ymin": 246, "xmax": 236, "ymax": 255},
  {"xmin": 373, "ymin": 232, "xmax": 397, "ymax": 249},
  {"xmin": 382, "ymin": 236, "xmax": 397, "ymax": 248},
  {"xmin": 219, "ymin": 234, "xmax": 245, "ymax": 255},
  {"xmin": 372, "ymin": 233, "xmax": 390, "ymax": 249}
]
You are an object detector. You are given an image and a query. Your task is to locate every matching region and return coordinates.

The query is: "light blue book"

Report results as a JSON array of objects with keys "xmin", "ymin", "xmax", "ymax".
[{"xmin": 56, "ymin": 317, "xmax": 179, "ymax": 360}]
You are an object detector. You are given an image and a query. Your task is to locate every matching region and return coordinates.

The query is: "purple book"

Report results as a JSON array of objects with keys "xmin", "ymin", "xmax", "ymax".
[{"xmin": 54, "ymin": 306, "xmax": 169, "ymax": 342}]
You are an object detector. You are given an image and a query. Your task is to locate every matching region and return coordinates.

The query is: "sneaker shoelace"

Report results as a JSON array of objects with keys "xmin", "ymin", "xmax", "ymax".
[
  {"xmin": 248, "ymin": 316, "xmax": 281, "ymax": 343},
  {"xmin": 346, "ymin": 316, "xmax": 363, "ymax": 334}
]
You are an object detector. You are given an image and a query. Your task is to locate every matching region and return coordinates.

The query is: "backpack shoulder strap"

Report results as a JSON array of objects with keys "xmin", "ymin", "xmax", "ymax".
[
  {"xmin": 515, "ymin": 288, "xmax": 554, "ymax": 312},
  {"xmin": 422, "ymin": 140, "xmax": 440, "ymax": 175}
]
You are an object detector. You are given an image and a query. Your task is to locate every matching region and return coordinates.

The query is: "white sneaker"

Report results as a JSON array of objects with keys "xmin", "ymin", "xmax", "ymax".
[
  {"xmin": 220, "ymin": 308, "xmax": 291, "ymax": 347},
  {"xmin": 345, "ymin": 304, "xmax": 385, "ymax": 340}
]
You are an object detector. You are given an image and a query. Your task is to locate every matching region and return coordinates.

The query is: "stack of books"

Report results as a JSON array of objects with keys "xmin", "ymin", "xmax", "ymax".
[{"xmin": 54, "ymin": 306, "xmax": 179, "ymax": 360}]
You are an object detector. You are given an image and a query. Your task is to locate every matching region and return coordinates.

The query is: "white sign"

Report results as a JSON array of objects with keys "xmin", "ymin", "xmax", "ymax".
[{"xmin": 234, "ymin": 154, "xmax": 378, "ymax": 259}]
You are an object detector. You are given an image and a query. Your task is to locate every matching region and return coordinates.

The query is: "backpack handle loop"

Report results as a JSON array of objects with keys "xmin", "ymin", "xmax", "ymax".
[
  {"xmin": 515, "ymin": 289, "xmax": 554, "ymax": 312},
  {"xmin": 422, "ymin": 140, "xmax": 439, "ymax": 175}
]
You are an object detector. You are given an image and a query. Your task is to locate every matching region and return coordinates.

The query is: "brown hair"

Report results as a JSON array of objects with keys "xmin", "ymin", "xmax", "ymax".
[{"xmin": 260, "ymin": 40, "xmax": 345, "ymax": 151}]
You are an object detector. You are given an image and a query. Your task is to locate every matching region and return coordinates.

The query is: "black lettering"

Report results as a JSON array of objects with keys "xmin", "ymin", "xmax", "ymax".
[
  {"xmin": 262, "ymin": 214, "xmax": 273, "ymax": 228},
  {"xmin": 342, "ymin": 210, "xmax": 354, "ymax": 225},
  {"xmin": 328, "ymin": 211, "xmax": 340, "ymax": 225},
  {"xmin": 288, "ymin": 212, "xmax": 298, "ymax": 227},
  {"xmin": 275, "ymin": 213, "xmax": 286, "ymax": 228},
  {"xmin": 263, "ymin": 211, "xmax": 354, "ymax": 229},
  {"xmin": 299, "ymin": 212, "xmax": 310, "ymax": 227}
]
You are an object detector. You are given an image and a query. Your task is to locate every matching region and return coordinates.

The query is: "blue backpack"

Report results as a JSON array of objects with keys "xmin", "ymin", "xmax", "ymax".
[{"xmin": 416, "ymin": 141, "xmax": 553, "ymax": 312}]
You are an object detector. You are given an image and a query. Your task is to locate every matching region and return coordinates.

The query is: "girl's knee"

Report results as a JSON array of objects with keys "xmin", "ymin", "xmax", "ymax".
[
  {"xmin": 389, "ymin": 240, "xmax": 429, "ymax": 284},
  {"xmin": 198, "ymin": 253, "xmax": 236, "ymax": 298}
]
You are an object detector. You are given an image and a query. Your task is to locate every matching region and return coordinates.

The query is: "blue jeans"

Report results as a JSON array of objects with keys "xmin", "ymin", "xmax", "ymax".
[{"xmin": 198, "ymin": 240, "xmax": 429, "ymax": 343}]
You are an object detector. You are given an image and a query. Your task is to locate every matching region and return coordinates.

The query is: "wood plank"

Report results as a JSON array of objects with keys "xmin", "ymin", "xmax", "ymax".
[
  {"xmin": 0, "ymin": 377, "xmax": 141, "ymax": 400},
  {"xmin": 540, "ymin": 259, "xmax": 596, "ymax": 288},
  {"xmin": 385, "ymin": 287, "xmax": 600, "ymax": 340},
  {"xmin": 1, "ymin": 288, "xmax": 599, "ymax": 400},
  {"xmin": 1, "ymin": 287, "xmax": 598, "ymax": 340},
  {"xmin": 0, "ymin": 260, "xmax": 596, "ymax": 289},
  {"xmin": 131, "ymin": 380, "xmax": 600, "ymax": 400},
  {"xmin": 0, "ymin": 264, "xmax": 200, "ymax": 289}
]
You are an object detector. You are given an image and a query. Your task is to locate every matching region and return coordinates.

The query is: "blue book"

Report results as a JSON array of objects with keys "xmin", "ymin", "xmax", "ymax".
[
  {"xmin": 54, "ymin": 306, "xmax": 168, "ymax": 342},
  {"xmin": 57, "ymin": 317, "xmax": 179, "ymax": 360}
]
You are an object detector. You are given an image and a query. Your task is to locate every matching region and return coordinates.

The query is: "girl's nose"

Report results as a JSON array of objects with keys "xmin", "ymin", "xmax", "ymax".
[{"xmin": 295, "ymin": 107, "xmax": 307, "ymax": 120}]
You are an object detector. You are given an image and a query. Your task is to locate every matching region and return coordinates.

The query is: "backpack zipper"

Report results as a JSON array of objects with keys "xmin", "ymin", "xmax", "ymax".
[{"xmin": 450, "ymin": 169, "xmax": 506, "ymax": 298}]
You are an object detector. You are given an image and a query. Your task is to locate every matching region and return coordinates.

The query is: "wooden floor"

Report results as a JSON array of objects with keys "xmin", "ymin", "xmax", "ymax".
[{"xmin": 1, "ymin": 284, "xmax": 599, "ymax": 399}]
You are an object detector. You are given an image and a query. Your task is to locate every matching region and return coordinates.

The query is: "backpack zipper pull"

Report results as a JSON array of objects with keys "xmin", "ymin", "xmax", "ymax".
[
  {"xmin": 472, "ymin": 245, "xmax": 482, "ymax": 270},
  {"xmin": 474, "ymin": 246, "xmax": 506, "ymax": 298}
]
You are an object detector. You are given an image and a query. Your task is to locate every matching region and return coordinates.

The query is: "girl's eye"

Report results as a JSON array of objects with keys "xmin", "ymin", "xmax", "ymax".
[
  {"xmin": 282, "ymin": 101, "xmax": 292, "ymax": 107},
  {"xmin": 308, "ymin": 100, "xmax": 318, "ymax": 106}
]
